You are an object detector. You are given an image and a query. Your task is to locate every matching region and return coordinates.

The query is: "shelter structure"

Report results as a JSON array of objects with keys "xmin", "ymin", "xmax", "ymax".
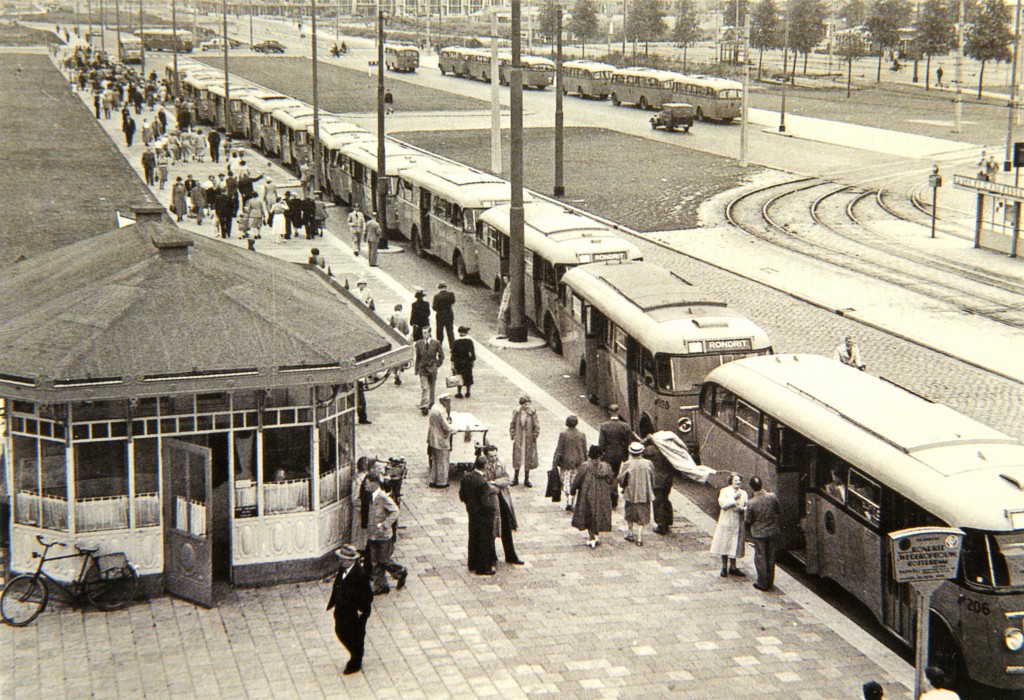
[{"xmin": 0, "ymin": 216, "xmax": 410, "ymax": 606}]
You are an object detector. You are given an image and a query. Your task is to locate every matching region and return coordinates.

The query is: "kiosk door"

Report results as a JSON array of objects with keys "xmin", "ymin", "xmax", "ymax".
[{"xmin": 162, "ymin": 438, "xmax": 214, "ymax": 607}]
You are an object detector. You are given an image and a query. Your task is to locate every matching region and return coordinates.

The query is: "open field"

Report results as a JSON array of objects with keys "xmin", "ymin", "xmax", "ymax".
[
  {"xmin": 395, "ymin": 126, "xmax": 765, "ymax": 232},
  {"xmin": 195, "ymin": 56, "xmax": 487, "ymax": 114},
  {"xmin": 0, "ymin": 53, "xmax": 157, "ymax": 266},
  {"xmin": 0, "ymin": 23, "xmax": 62, "ymax": 45}
]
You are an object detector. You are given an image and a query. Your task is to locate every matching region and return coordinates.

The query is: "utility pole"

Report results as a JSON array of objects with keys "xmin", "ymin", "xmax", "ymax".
[
  {"xmin": 376, "ymin": 6, "xmax": 389, "ymax": 245},
  {"xmin": 115, "ymin": 0, "xmax": 121, "ymax": 59},
  {"xmin": 312, "ymin": 0, "xmax": 321, "ymax": 196},
  {"xmin": 779, "ymin": 0, "xmax": 790, "ymax": 132},
  {"xmin": 509, "ymin": 0, "xmax": 527, "ymax": 343},
  {"xmin": 250, "ymin": 2, "xmax": 254, "ymax": 46},
  {"xmin": 222, "ymin": 0, "xmax": 230, "ymax": 128},
  {"xmin": 554, "ymin": 6, "xmax": 564, "ymax": 196},
  {"xmin": 740, "ymin": 8, "xmax": 750, "ymax": 165},
  {"xmin": 1006, "ymin": 0, "xmax": 1023, "ymax": 171},
  {"xmin": 172, "ymin": 0, "xmax": 179, "ymax": 96},
  {"xmin": 621, "ymin": 0, "xmax": 626, "ymax": 56},
  {"xmin": 954, "ymin": 0, "xmax": 964, "ymax": 133},
  {"xmin": 139, "ymin": 0, "xmax": 145, "ymax": 75},
  {"xmin": 88, "ymin": 0, "xmax": 93, "ymax": 46},
  {"xmin": 100, "ymin": 0, "xmax": 105, "ymax": 52},
  {"xmin": 491, "ymin": 11, "xmax": 502, "ymax": 175}
]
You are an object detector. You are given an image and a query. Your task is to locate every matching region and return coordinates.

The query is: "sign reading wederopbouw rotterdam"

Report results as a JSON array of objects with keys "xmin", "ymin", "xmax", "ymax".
[{"xmin": 888, "ymin": 527, "xmax": 965, "ymax": 584}]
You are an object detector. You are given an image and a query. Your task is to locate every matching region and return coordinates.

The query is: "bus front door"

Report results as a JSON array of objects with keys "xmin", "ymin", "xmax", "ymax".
[
  {"xmin": 625, "ymin": 336, "xmax": 641, "ymax": 433},
  {"xmin": 777, "ymin": 428, "xmax": 812, "ymax": 556},
  {"xmin": 419, "ymin": 190, "xmax": 432, "ymax": 250}
]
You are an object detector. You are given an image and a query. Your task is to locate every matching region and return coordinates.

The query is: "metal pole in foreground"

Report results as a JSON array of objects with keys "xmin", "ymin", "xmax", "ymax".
[
  {"xmin": 172, "ymin": 0, "xmax": 179, "ymax": 96},
  {"xmin": 779, "ymin": 2, "xmax": 790, "ymax": 133},
  {"xmin": 311, "ymin": 0, "xmax": 321, "ymax": 196},
  {"xmin": 554, "ymin": 8, "xmax": 564, "ymax": 197},
  {"xmin": 376, "ymin": 7, "xmax": 388, "ymax": 246},
  {"xmin": 508, "ymin": 0, "xmax": 527, "ymax": 343},
  {"xmin": 954, "ymin": 0, "xmax": 964, "ymax": 133},
  {"xmin": 491, "ymin": 11, "xmax": 501, "ymax": 175},
  {"xmin": 115, "ymin": 0, "xmax": 121, "ymax": 60},
  {"xmin": 1005, "ymin": 0, "xmax": 1022, "ymax": 171},
  {"xmin": 740, "ymin": 10, "xmax": 750, "ymax": 166},
  {"xmin": 222, "ymin": 0, "xmax": 230, "ymax": 129},
  {"xmin": 139, "ymin": 0, "xmax": 145, "ymax": 75}
]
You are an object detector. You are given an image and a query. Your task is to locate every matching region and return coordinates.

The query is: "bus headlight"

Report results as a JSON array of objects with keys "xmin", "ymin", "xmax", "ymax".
[
  {"xmin": 1006, "ymin": 628, "xmax": 1024, "ymax": 652},
  {"xmin": 677, "ymin": 417, "xmax": 692, "ymax": 433}
]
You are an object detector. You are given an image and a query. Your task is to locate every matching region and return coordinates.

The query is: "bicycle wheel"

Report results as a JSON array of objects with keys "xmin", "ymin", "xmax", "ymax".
[
  {"xmin": 86, "ymin": 564, "xmax": 138, "ymax": 611},
  {"xmin": 1, "ymin": 575, "xmax": 49, "ymax": 626}
]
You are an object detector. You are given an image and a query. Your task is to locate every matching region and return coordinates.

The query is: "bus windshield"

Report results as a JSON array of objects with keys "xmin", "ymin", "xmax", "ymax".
[
  {"xmin": 659, "ymin": 351, "xmax": 764, "ymax": 393},
  {"xmin": 719, "ymin": 89, "xmax": 742, "ymax": 99},
  {"xmin": 962, "ymin": 529, "xmax": 1024, "ymax": 590}
]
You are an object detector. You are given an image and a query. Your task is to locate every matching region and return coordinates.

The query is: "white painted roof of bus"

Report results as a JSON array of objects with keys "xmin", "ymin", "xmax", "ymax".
[
  {"xmin": 308, "ymin": 118, "xmax": 370, "ymax": 139},
  {"xmin": 679, "ymin": 74, "xmax": 743, "ymax": 89},
  {"xmin": 705, "ymin": 354, "xmax": 1024, "ymax": 531},
  {"xmin": 241, "ymin": 94, "xmax": 300, "ymax": 112},
  {"xmin": 612, "ymin": 67, "xmax": 683, "ymax": 81},
  {"xmin": 184, "ymin": 72, "xmax": 224, "ymax": 88},
  {"xmin": 340, "ymin": 142, "xmax": 438, "ymax": 175},
  {"xmin": 385, "ymin": 43, "xmax": 419, "ymax": 53},
  {"xmin": 271, "ymin": 106, "xmax": 318, "ymax": 128},
  {"xmin": 563, "ymin": 60, "xmax": 616, "ymax": 71},
  {"xmin": 561, "ymin": 261, "xmax": 771, "ymax": 351},
  {"xmin": 401, "ymin": 164, "xmax": 533, "ymax": 208},
  {"xmin": 207, "ymin": 82, "xmax": 261, "ymax": 98},
  {"xmin": 481, "ymin": 204, "xmax": 642, "ymax": 263},
  {"xmin": 318, "ymin": 129, "xmax": 376, "ymax": 151}
]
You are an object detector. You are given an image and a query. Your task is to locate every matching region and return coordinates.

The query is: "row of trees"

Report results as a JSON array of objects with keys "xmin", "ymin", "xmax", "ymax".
[{"xmin": 537, "ymin": 0, "xmax": 1015, "ymax": 97}]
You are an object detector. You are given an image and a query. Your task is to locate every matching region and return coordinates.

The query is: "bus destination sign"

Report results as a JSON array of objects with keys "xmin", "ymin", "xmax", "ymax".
[
  {"xmin": 888, "ymin": 527, "xmax": 965, "ymax": 584},
  {"xmin": 591, "ymin": 252, "xmax": 627, "ymax": 262},
  {"xmin": 705, "ymin": 339, "xmax": 752, "ymax": 352}
]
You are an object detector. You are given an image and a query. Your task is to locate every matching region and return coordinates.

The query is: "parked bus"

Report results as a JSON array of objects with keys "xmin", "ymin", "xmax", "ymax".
[
  {"xmin": 557, "ymin": 260, "xmax": 772, "ymax": 441},
  {"xmin": 609, "ymin": 67, "xmax": 681, "ymax": 109},
  {"xmin": 271, "ymin": 104, "xmax": 318, "ymax": 168},
  {"xmin": 236, "ymin": 88, "xmax": 288, "ymax": 142},
  {"xmin": 396, "ymin": 162, "xmax": 530, "ymax": 282},
  {"xmin": 562, "ymin": 60, "xmax": 615, "ymax": 99},
  {"xmin": 477, "ymin": 201, "xmax": 643, "ymax": 347},
  {"xmin": 310, "ymin": 118, "xmax": 375, "ymax": 201},
  {"xmin": 500, "ymin": 53, "xmax": 555, "ymax": 88},
  {"xmin": 671, "ymin": 75, "xmax": 742, "ymax": 122},
  {"xmin": 206, "ymin": 82, "xmax": 261, "ymax": 136},
  {"xmin": 184, "ymin": 72, "xmax": 226, "ymax": 124},
  {"xmin": 337, "ymin": 141, "xmax": 437, "ymax": 227},
  {"xmin": 438, "ymin": 46, "xmax": 472, "ymax": 76},
  {"xmin": 136, "ymin": 28, "xmax": 194, "ymax": 53},
  {"xmin": 118, "ymin": 36, "xmax": 144, "ymax": 64},
  {"xmin": 240, "ymin": 93, "xmax": 301, "ymax": 153},
  {"xmin": 694, "ymin": 353, "xmax": 1024, "ymax": 692},
  {"xmin": 384, "ymin": 43, "xmax": 419, "ymax": 72}
]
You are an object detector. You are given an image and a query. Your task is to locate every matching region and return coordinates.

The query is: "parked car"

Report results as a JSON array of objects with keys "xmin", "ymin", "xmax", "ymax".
[
  {"xmin": 650, "ymin": 102, "xmax": 695, "ymax": 132},
  {"xmin": 253, "ymin": 40, "xmax": 286, "ymax": 54},
  {"xmin": 200, "ymin": 37, "xmax": 242, "ymax": 51}
]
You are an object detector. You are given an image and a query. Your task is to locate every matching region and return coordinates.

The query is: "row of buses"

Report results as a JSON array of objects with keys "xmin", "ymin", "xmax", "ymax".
[
  {"xmin": 438, "ymin": 46, "xmax": 555, "ymax": 89},
  {"xmin": 164, "ymin": 62, "xmax": 1024, "ymax": 692}
]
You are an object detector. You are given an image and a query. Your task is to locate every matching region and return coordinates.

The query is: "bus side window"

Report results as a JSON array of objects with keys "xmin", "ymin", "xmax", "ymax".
[
  {"xmin": 699, "ymin": 383, "xmax": 714, "ymax": 415},
  {"xmin": 760, "ymin": 413, "xmax": 779, "ymax": 458},
  {"xmin": 959, "ymin": 531, "xmax": 994, "ymax": 587},
  {"xmin": 588, "ymin": 306, "xmax": 605, "ymax": 339},
  {"xmin": 735, "ymin": 400, "xmax": 759, "ymax": 446},
  {"xmin": 640, "ymin": 348, "xmax": 656, "ymax": 388},
  {"xmin": 712, "ymin": 387, "xmax": 736, "ymax": 430},
  {"xmin": 819, "ymin": 455, "xmax": 848, "ymax": 504},
  {"xmin": 847, "ymin": 469, "xmax": 881, "ymax": 527}
]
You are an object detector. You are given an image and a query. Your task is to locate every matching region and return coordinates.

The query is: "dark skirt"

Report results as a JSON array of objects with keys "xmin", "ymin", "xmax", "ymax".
[{"xmin": 453, "ymin": 362, "xmax": 474, "ymax": 387}]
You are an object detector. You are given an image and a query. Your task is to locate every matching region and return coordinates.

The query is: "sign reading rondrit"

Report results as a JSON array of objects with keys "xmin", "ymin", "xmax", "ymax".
[{"xmin": 888, "ymin": 527, "xmax": 965, "ymax": 584}]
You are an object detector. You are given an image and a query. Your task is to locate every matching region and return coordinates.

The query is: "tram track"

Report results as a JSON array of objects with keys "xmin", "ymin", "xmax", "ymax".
[{"xmin": 725, "ymin": 177, "xmax": 1024, "ymax": 330}]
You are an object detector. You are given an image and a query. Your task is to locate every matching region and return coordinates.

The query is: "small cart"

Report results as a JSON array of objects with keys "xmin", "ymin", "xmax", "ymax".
[{"xmin": 448, "ymin": 411, "xmax": 489, "ymax": 479}]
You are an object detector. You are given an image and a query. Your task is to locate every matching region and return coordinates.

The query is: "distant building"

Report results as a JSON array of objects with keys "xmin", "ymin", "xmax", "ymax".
[{"xmin": 0, "ymin": 215, "xmax": 410, "ymax": 606}]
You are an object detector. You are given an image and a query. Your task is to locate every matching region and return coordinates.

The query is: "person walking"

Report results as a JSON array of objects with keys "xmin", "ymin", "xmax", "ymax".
[
  {"xmin": 552, "ymin": 415, "xmax": 588, "ymax": 512},
  {"xmin": 432, "ymin": 282, "xmax": 456, "ymax": 349},
  {"xmin": 936, "ymin": 65, "xmax": 944, "ymax": 87},
  {"xmin": 598, "ymin": 405, "xmax": 632, "ymax": 508},
  {"xmin": 270, "ymin": 196, "xmax": 289, "ymax": 241},
  {"xmin": 509, "ymin": 395, "xmax": 540, "ymax": 487},
  {"xmin": 245, "ymin": 194, "xmax": 265, "ymax": 239},
  {"xmin": 450, "ymin": 326, "xmax": 476, "ymax": 399},
  {"xmin": 193, "ymin": 128, "xmax": 207, "ymax": 162},
  {"xmin": 171, "ymin": 177, "xmax": 188, "ymax": 223},
  {"xmin": 643, "ymin": 437, "xmax": 675, "ymax": 535},
  {"xmin": 389, "ymin": 304, "xmax": 410, "ymax": 386},
  {"xmin": 123, "ymin": 113, "xmax": 136, "ymax": 147},
  {"xmin": 482, "ymin": 444, "xmax": 525, "ymax": 566},
  {"xmin": 327, "ymin": 544, "xmax": 373, "ymax": 675},
  {"xmin": 349, "ymin": 458, "xmax": 373, "ymax": 555},
  {"xmin": 365, "ymin": 477, "xmax": 408, "ymax": 595},
  {"xmin": 365, "ymin": 211, "xmax": 382, "ymax": 266},
  {"xmin": 426, "ymin": 393, "xmax": 455, "ymax": 488},
  {"xmin": 570, "ymin": 445, "xmax": 615, "ymax": 548},
  {"xmin": 208, "ymin": 128, "xmax": 222, "ymax": 163},
  {"xmin": 141, "ymin": 147, "xmax": 156, "ymax": 186},
  {"xmin": 214, "ymin": 189, "xmax": 235, "ymax": 238},
  {"xmin": 745, "ymin": 476, "xmax": 782, "ymax": 591},
  {"xmin": 459, "ymin": 456, "xmax": 497, "ymax": 576},
  {"xmin": 347, "ymin": 208, "xmax": 366, "ymax": 256},
  {"xmin": 414, "ymin": 328, "xmax": 445, "ymax": 415},
  {"xmin": 409, "ymin": 287, "xmax": 430, "ymax": 340},
  {"xmin": 710, "ymin": 473, "xmax": 748, "ymax": 577},
  {"xmin": 619, "ymin": 443, "xmax": 654, "ymax": 546},
  {"xmin": 154, "ymin": 148, "xmax": 169, "ymax": 190}
]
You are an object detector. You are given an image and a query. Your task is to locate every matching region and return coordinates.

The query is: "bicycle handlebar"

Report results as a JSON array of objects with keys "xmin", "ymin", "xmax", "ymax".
[{"xmin": 36, "ymin": 534, "xmax": 65, "ymax": 548}]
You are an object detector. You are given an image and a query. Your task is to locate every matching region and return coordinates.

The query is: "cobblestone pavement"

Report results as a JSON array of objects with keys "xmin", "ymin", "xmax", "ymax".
[{"xmin": 0, "ymin": 53, "xmax": 925, "ymax": 699}]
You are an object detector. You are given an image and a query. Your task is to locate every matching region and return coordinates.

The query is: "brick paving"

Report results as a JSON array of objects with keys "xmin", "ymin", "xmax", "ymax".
[{"xmin": 0, "ymin": 52, "xmax": 964, "ymax": 699}]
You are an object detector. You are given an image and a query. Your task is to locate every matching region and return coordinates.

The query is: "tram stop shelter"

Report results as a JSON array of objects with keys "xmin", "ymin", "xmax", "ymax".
[
  {"xmin": 0, "ymin": 215, "xmax": 411, "ymax": 607},
  {"xmin": 953, "ymin": 174, "xmax": 1024, "ymax": 257}
]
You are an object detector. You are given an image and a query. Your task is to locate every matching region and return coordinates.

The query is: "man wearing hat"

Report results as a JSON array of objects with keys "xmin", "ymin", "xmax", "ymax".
[
  {"xmin": 326, "ymin": 544, "xmax": 373, "ymax": 675},
  {"xmin": 355, "ymin": 277, "xmax": 373, "ymax": 309},
  {"xmin": 409, "ymin": 287, "xmax": 431, "ymax": 341},
  {"xmin": 619, "ymin": 442, "xmax": 654, "ymax": 547},
  {"xmin": 450, "ymin": 326, "xmax": 476, "ymax": 399},
  {"xmin": 347, "ymin": 207, "xmax": 365, "ymax": 256},
  {"xmin": 598, "ymin": 405, "xmax": 633, "ymax": 507},
  {"xmin": 427, "ymin": 393, "xmax": 456, "ymax": 487},
  {"xmin": 365, "ymin": 211, "xmax": 382, "ymax": 267},
  {"xmin": 432, "ymin": 281, "xmax": 457, "ymax": 350}
]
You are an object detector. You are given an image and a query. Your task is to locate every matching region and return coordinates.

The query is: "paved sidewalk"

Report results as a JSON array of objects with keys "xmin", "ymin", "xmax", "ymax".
[{"xmin": 0, "ymin": 55, "xmax": 921, "ymax": 699}]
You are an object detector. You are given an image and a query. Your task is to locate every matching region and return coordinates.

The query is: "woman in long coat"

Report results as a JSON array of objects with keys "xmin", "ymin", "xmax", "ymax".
[
  {"xmin": 509, "ymin": 395, "xmax": 539, "ymax": 487},
  {"xmin": 570, "ymin": 446, "xmax": 615, "ymax": 548},
  {"xmin": 710, "ymin": 473, "xmax": 748, "ymax": 577},
  {"xmin": 171, "ymin": 177, "xmax": 188, "ymax": 222},
  {"xmin": 619, "ymin": 444, "xmax": 654, "ymax": 546}
]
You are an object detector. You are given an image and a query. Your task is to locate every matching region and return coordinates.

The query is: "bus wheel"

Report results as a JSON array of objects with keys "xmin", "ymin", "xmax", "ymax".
[
  {"xmin": 928, "ymin": 617, "xmax": 967, "ymax": 691},
  {"xmin": 638, "ymin": 96, "xmax": 649, "ymax": 110},
  {"xmin": 545, "ymin": 320, "xmax": 562, "ymax": 355},
  {"xmin": 611, "ymin": 93, "xmax": 620, "ymax": 106},
  {"xmin": 696, "ymin": 107, "xmax": 705, "ymax": 122},
  {"xmin": 455, "ymin": 253, "xmax": 469, "ymax": 284}
]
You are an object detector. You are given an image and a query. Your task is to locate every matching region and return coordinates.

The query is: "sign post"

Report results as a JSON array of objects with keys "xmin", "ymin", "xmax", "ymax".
[
  {"xmin": 928, "ymin": 166, "xmax": 943, "ymax": 239},
  {"xmin": 888, "ymin": 527, "xmax": 965, "ymax": 699}
]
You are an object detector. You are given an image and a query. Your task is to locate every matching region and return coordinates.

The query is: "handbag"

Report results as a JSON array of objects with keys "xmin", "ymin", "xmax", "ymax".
[
  {"xmin": 545, "ymin": 468, "xmax": 562, "ymax": 502},
  {"xmin": 445, "ymin": 374, "xmax": 464, "ymax": 388}
]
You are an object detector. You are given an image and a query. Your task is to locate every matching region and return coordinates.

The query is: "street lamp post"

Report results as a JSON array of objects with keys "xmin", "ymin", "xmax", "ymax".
[
  {"xmin": 311, "ymin": 0, "xmax": 322, "ymax": 196},
  {"xmin": 87, "ymin": 0, "xmax": 93, "ymax": 45},
  {"xmin": 508, "ymin": 0, "xmax": 527, "ymax": 343},
  {"xmin": 779, "ymin": 0, "xmax": 790, "ymax": 133},
  {"xmin": 740, "ymin": 10, "xmax": 750, "ymax": 166},
  {"xmin": 139, "ymin": 0, "xmax": 145, "ymax": 75},
  {"xmin": 1005, "ymin": 0, "xmax": 1023, "ymax": 171},
  {"xmin": 376, "ymin": 6, "xmax": 389, "ymax": 246},
  {"xmin": 172, "ymin": 0, "xmax": 180, "ymax": 96},
  {"xmin": 554, "ymin": 6, "xmax": 564, "ymax": 197},
  {"xmin": 100, "ymin": 0, "xmax": 105, "ymax": 52},
  {"xmin": 115, "ymin": 0, "xmax": 121, "ymax": 61},
  {"xmin": 222, "ymin": 0, "xmax": 230, "ymax": 128}
]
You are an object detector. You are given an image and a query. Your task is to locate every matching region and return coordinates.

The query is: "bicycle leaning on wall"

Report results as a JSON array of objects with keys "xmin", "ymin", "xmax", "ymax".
[{"xmin": 1, "ymin": 535, "xmax": 138, "ymax": 626}]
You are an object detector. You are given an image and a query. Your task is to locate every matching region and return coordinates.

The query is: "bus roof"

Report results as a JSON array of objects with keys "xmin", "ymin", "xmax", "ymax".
[
  {"xmin": 564, "ymin": 59, "xmax": 615, "ymax": 72},
  {"xmin": 340, "ymin": 142, "xmax": 438, "ymax": 175},
  {"xmin": 562, "ymin": 261, "xmax": 771, "ymax": 353},
  {"xmin": 385, "ymin": 43, "xmax": 419, "ymax": 53},
  {"xmin": 677, "ymin": 74, "xmax": 743, "ymax": 90},
  {"xmin": 401, "ymin": 164, "xmax": 533, "ymax": 208},
  {"xmin": 272, "ymin": 106, "xmax": 318, "ymax": 129},
  {"xmin": 207, "ymin": 82, "xmax": 260, "ymax": 99},
  {"xmin": 704, "ymin": 354, "xmax": 1024, "ymax": 532},
  {"xmin": 241, "ymin": 94, "xmax": 299, "ymax": 112},
  {"xmin": 309, "ymin": 118, "xmax": 370, "ymax": 140},
  {"xmin": 612, "ymin": 67, "xmax": 682, "ymax": 82},
  {"xmin": 184, "ymin": 73, "xmax": 224, "ymax": 89}
]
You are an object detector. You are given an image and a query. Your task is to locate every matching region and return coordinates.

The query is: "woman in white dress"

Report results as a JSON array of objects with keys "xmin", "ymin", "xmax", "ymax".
[
  {"xmin": 270, "ymin": 196, "xmax": 289, "ymax": 241},
  {"xmin": 709, "ymin": 473, "xmax": 748, "ymax": 577}
]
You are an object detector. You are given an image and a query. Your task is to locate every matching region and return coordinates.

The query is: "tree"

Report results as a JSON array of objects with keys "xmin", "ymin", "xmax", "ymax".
[
  {"xmin": 626, "ymin": 0, "xmax": 666, "ymax": 56},
  {"xmin": 965, "ymin": 0, "xmax": 1012, "ymax": 98},
  {"xmin": 723, "ymin": 0, "xmax": 747, "ymax": 27},
  {"xmin": 841, "ymin": 0, "xmax": 869, "ymax": 27},
  {"xmin": 916, "ymin": 0, "xmax": 955, "ymax": 89},
  {"xmin": 672, "ymin": 0, "xmax": 702, "ymax": 71},
  {"xmin": 865, "ymin": 0, "xmax": 912, "ymax": 81},
  {"xmin": 538, "ymin": 0, "xmax": 562, "ymax": 40},
  {"xmin": 789, "ymin": 0, "xmax": 827, "ymax": 73},
  {"xmin": 567, "ymin": 0, "xmax": 600, "ymax": 57},
  {"xmin": 750, "ymin": 0, "xmax": 781, "ymax": 80}
]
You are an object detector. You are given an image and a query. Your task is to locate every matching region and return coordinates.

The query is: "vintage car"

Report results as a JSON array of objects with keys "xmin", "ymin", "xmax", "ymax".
[
  {"xmin": 253, "ymin": 40, "xmax": 286, "ymax": 54},
  {"xmin": 650, "ymin": 102, "xmax": 695, "ymax": 132}
]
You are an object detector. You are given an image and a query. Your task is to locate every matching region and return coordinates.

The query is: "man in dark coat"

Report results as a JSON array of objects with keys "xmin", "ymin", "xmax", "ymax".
[
  {"xmin": 450, "ymin": 325, "xmax": 476, "ymax": 399},
  {"xmin": 459, "ymin": 457, "xmax": 497, "ymax": 576},
  {"xmin": 301, "ymin": 195, "xmax": 318, "ymax": 239},
  {"xmin": 207, "ymin": 128, "xmax": 222, "ymax": 163},
  {"xmin": 140, "ymin": 147, "xmax": 156, "ymax": 186},
  {"xmin": 598, "ymin": 404, "xmax": 633, "ymax": 508},
  {"xmin": 213, "ymin": 190, "xmax": 235, "ymax": 239},
  {"xmin": 123, "ymin": 113, "xmax": 136, "ymax": 147},
  {"xmin": 409, "ymin": 288, "xmax": 431, "ymax": 341},
  {"xmin": 432, "ymin": 282, "xmax": 456, "ymax": 350},
  {"xmin": 285, "ymin": 191, "xmax": 303, "ymax": 239},
  {"xmin": 326, "ymin": 544, "xmax": 373, "ymax": 675},
  {"xmin": 745, "ymin": 476, "xmax": 782, "ymax": 592},
  {"xmin": 643, "ymin": 437, "xmax": 675, "ymax": 535}
]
